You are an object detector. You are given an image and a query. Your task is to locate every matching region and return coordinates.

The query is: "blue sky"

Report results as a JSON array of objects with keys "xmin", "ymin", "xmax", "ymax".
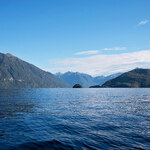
[{"xmin": 0, "ymin": 0, "xmax": 150, "ymax": 76}]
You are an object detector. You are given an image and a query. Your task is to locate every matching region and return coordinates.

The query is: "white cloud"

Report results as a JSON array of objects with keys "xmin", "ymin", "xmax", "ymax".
[
  {"xmin": 74, "ymin": 50, "xmax": 99, "ymax": 55},
  {"xmin": 103, "ymin": 47, "xmax": 126, "ymax": 51},
  {"xmin": 138, "ymin": 20, "xmax": 149, "ymax": 25},
  {"xmin": 47, "ymin": 50, "xmax": 150, "ymax": 76}
]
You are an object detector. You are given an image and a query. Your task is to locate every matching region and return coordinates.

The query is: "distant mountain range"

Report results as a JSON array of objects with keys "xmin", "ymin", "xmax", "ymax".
[
  {"xmin": 102, "ymin": 68, "xmax": 150, "ymax": 88},
  {"xmin": 1, "ymin": 52, "xmax": 150, "ymax": 88},
  {"xmin": 56, "ymin": 72, "xmax": 122, "ymax": 87},
  {"xmin": 0, "ymin": 53, "xmax": 68, "ymax": 88}
]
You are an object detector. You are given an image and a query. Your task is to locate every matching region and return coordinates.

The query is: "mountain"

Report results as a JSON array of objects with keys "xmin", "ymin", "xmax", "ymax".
[
  {"xmin": 56, "ymin": 72, "xmax": 95, "ymax": 88},
  {"xmin": 102, "ymin": 68, "xmax": 150, "ymax": 88},
  {"xmin": 93, "ymin": 73, "xmax": 122, "ymax": 85},
  {"xmin": 0, "ymin": 53, "xmax": 69, "ymax": 88},
  {"xmin": 56, "ymin": 72, "xmax": 122, "ymax": 88}
]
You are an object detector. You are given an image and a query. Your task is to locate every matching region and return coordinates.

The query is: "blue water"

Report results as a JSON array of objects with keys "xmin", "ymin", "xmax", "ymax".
[{"xmin": 0, "ymin": 89, "xmax": 150, "ymax": 150}]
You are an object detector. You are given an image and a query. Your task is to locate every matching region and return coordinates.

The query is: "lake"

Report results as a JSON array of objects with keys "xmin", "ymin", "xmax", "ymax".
[{"xmin": 0, "ymin": 88, "xmax": 150, "ymax": 150}]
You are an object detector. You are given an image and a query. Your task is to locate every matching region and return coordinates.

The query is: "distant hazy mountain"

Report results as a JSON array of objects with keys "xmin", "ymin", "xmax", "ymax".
[
  {"xmin": 0, "ymin": 53, "xmax": 68, "ymax": 88},
  {"xmin": 93, "ymin": 73, "xmax": 122, "ymax": 86},
  {"xmin": 56, "ymin": 72, "xmax": 95, "ymax": 88},
  {"xmin": 56, "ymin": 71, "xmax": 122, "ymax": 88},
  {"xmin": 102, "ymin": 68, "xmax": 150, "ymax": 88}
]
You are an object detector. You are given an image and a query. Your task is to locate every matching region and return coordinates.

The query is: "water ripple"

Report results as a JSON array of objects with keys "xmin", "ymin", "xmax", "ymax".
[{"xmin": 0, "ymin": 88, "xmax": 150, "ymax": 149}]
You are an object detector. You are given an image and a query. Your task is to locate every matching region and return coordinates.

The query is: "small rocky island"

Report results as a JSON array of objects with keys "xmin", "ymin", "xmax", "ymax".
[
  {"xmin": 89, "ymin": 85, "xmax": 101, "ymax": 88},
  {"xmin": 73, "ymin": 84, "xmax": 82, "ymax": 88}
]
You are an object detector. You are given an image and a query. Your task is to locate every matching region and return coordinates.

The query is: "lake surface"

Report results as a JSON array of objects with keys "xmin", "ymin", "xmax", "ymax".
[{"xmin": 0, "ymin": 89, "xmax": 150, "ymax": 150}]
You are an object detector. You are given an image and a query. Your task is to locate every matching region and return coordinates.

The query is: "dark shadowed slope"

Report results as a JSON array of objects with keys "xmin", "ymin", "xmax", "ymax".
[
  {"xmin": 0, "ymin": 53, "xmax": 68, "ymax": 88},
  {"xmin": 102, "ymin": 68, "xmax": 150, "ymax": 88}
]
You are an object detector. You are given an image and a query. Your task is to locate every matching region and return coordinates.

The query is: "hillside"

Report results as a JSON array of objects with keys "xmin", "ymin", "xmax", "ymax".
[
  {"xmin": 56, "ymin": 72, "xmax": 121, "ymax": 88},
  {"xmin": 0, "ymin": 53, "xmax": 68, "ymax": 88},
  {"xmin": 102, "ymin": 68, "xmax": 150, "ymax": 88}
]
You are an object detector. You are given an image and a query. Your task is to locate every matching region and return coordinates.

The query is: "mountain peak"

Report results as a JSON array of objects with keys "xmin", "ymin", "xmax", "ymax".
[
  {"xmin": 0, "ymin": 53, "xmax": 68, "ymax": 88},
  {"xmin": 102, "ymin": 68, "xmax": 150, "ymax": 88},
  {"xmin": 5, "ymin": 53, "xmax": 23, "ymax": 61},
  {"xmin": 6, "ymin": 53, "xmax": 16, "ymax": 57},
  {"xmin": 56, "ymin": 71, "xmax": 121, "ymax": 87}
]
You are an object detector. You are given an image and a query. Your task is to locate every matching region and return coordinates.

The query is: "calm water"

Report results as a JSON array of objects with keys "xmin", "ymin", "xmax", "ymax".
[{"xmin": 0, "ymin": 89, "xmax": 150, "ymax": 150}]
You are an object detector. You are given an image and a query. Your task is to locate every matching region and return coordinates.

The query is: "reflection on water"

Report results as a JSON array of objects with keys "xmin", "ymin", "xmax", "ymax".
[{"xmin": 0, "ymin": 88, "xmax": 150, "ymax": 149}]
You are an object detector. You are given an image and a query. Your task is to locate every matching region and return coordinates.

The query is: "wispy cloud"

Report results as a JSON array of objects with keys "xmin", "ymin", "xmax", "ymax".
[
  {"xmin": 74, "ymin": 50, "xmax": 99, "ymax": 55},
  {"xmin": 47, "ymin": 50, "xmax": 150, "ymax": 76},
  {"xmin": 138, "ymin": 20, "xmax": 149, "ymax": 26},
  {"xmin": 103, "ymin": 47, "xmax": 126, "ymax": 51}
]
